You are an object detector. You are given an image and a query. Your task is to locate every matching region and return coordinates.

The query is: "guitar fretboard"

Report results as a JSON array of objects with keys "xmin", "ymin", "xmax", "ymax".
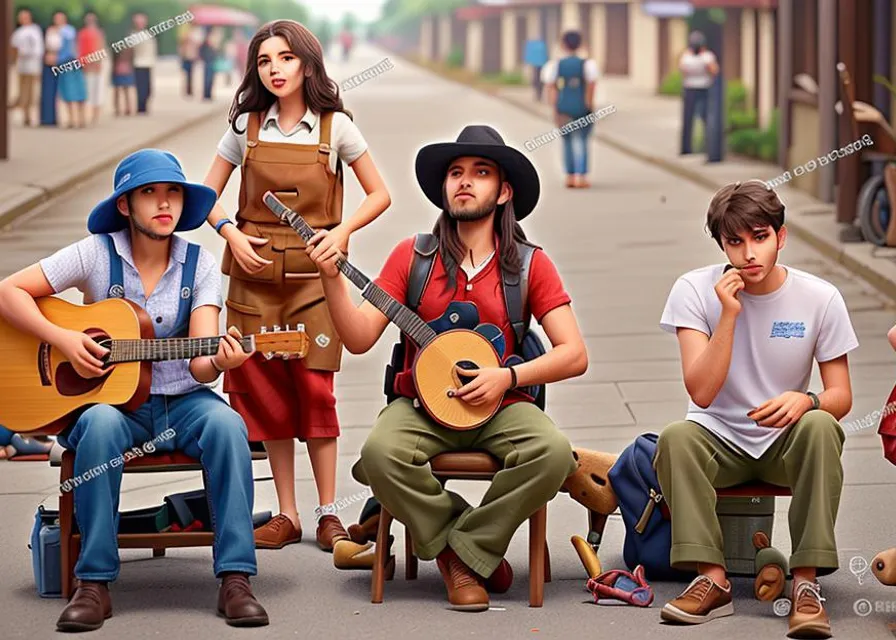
[
  {"xmin": 107, "ymin": 336, "xmax": 252, "ymax": 364},
  {"xmin": 266, "ymin": 194, "xmax": 438, "ymax": 347}
]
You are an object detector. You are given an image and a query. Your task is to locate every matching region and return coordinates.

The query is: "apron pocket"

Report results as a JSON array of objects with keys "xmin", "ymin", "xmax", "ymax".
[
  {"xmin": 227, "ymin": 221, "xmax": 277, "ymax": 283},
  {"xmin": 283, "ymin": 246, "xmax": 321, "ymax": 280}
]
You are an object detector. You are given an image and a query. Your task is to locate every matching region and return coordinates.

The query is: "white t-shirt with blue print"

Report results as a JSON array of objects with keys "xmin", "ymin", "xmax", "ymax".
[{"xmin": 660, "ymin": 263, "xmax": 859, "ymax": 458}]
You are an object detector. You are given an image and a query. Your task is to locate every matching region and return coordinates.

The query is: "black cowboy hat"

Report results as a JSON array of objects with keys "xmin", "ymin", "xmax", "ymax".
[{"xmin": 415, "ymin": 125, "xmax": 540, "ymax": 220}]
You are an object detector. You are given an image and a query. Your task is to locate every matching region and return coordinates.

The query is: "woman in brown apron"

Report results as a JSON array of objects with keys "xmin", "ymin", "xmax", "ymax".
[{"xmin": 201, "ymin": 20, "xmax": 391, "ymax": 552}]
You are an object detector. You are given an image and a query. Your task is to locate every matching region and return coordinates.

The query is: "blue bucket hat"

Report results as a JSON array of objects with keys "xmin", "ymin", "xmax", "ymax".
[{"xmin": 87, "ymin": 149, "xmax": 218, "ymax": 234}]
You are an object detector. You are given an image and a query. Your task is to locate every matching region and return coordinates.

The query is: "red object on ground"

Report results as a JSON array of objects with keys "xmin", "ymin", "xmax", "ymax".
[{"xmin": 878, "ymin": 382, "xmax": 896, "ymax": 465}]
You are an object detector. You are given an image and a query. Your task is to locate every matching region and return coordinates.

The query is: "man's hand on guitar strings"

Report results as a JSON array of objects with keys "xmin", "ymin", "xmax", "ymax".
[
  {"xmin": 451, "ymin": 365, "xmax": 514, "ymax": 406},
  {"xmin": 306, "ymin": 228, "xmax": 344, "ymax": 278},
  {"xmin": 55, "ymin": 329, "xmax": 110, "ymax": 379},
  {"xmin": 213, "ymin": 326, "xmax": 253, "ymax": 371}
]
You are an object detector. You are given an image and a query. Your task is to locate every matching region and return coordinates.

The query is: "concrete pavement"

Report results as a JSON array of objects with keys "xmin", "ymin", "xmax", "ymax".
[{"xmin": 1, "ymin": 43, "xmax": 896, "ymax": 639}]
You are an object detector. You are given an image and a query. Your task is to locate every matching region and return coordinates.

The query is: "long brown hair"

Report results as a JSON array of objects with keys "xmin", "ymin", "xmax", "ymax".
[
  {"xmin": 229, "ymin": 20, "xmax": 351, "ymax": 134},
  {"xmin": 433, "ymin": 194, "xmax": 532, "ymax": 293}
]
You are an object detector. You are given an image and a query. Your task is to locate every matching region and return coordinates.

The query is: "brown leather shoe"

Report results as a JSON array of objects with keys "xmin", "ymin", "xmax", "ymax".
[
  {"xmin": 254, "ymin": 514, "xmax": 302, "ymax": 549},
  {"xmin": 436, "ymin": 548, "xmax": 489, "ymax": 612},
  {"xmin": 56, "ymin": 581, "xmax": 112, "ymax": 632},
  {"xmin": 787, "ymin": 581, "xmax": 831, "ymax": 639},
  {"xmin": 217, "ymin": 573, "xmax": 269, "ymax": 627},
  {"xmin": 485, "ymin": 558, "xmax": 513, "ymax": 594},
  {"xmin": 660, "ymin": 575, "xmax": 733, "ymax": 624},
  {"xmin": 316, "ymin": 515, "xmax": 349, "ymax": 552}
]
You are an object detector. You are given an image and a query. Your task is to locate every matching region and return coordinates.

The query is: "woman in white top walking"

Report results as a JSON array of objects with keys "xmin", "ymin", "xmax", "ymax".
[{"xmin": 678, "ymin": 31, "xmax": 719, "ymax": 155}]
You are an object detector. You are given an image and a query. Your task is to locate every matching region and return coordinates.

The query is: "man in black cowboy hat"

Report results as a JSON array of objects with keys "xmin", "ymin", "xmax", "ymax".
[{"xmin": 305, "ymin": 125, "xmax": 587, "ymax": 611}]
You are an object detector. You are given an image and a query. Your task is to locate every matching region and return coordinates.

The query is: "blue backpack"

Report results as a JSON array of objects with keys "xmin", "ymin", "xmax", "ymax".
[
  {"xmin": 555, "ymin": 56, "xmax": 589, "ymax": 119},
  {"xmin": 608, "ymin": 433, "xmax": 695, "ymax": 581}
]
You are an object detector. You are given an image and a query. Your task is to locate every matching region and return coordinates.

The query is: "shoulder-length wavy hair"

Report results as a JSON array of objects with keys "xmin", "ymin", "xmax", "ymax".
[
  {"xmin": 433, "ymin": 188, "xmax": 534, "ymax": 293},
  {"xmin": 228, "ymin": 20, "xmax": 351, "ymax": 135}
]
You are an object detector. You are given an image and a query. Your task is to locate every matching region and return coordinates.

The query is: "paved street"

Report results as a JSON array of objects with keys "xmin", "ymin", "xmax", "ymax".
[{"xmin": 2, "ymin": 43, "xmax": 896, "ymax": 639}]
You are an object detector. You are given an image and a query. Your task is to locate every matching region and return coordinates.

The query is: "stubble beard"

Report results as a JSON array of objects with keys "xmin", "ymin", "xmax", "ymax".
[
  {"xmin": 447, "ymin": 191, "xmax": 499, "ymax": 222},
  {"xmin": 130, "ymin": 215, "xmax": 172, "ymax": 242}
]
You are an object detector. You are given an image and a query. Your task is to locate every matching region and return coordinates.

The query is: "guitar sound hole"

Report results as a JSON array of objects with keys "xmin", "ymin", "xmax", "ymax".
[
  {"xmin": 55, "ymin": 328, "xmax": 114, "ymax": 396},
  {"xmin": 455, "ymin": 360, "xmax": 478, "ymax": 387}
]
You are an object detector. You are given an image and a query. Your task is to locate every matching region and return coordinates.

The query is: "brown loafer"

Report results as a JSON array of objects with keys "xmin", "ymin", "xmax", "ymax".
[
  {"xmin": 788, "ymin": 581, "xmax": 831, "ymax": 639},
  {"xmin": 436, "ymin": 548, "xmax": 489, "ymax": 612},
  {"xmin": 254, "ymin": 514, "xmax": 302, "ymax": 549},
  {"xmin": 316, "ymin": 515, "xmax": 349, "ymax": 552},
  {"xmin": 217, "ymin": 573, "xmax": 269, "ymax": 627},
  {"xmin": 56, "ymin": 580, "xmax": 112, "ymax": 632},
  {"xmin": 485, "ymin": 558, "xmax": 513, "ymax": 594}
]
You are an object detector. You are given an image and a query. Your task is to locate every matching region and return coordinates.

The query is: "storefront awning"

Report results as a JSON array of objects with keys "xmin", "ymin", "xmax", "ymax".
[
  {"xmin": 641, "ymin": 1, "xmax": 694, "ymax": 18},
  {"xmin": 689, "ymin": 0, "xmax": 777, "ymax": 8}
]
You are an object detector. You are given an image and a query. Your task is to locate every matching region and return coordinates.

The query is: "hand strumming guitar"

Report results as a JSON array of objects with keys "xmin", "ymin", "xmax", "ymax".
[
  {"xmin": 54, "ymin": 329, "xmax": 110, "ymax": 379},
  {"xmin": 451, "ymin": 365, "xmax": 514, "ymax": 407}
]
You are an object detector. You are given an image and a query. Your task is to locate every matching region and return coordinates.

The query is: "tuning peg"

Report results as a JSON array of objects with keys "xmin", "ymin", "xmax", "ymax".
[
  {"xmin": 263, "ymin": 352, "xmax": 274, "ymax": 360},
  {"xmin": 273, "ymin": 324, "xmax": 281, "ymax": 332},
  {"xmin": 285, "ymin": 324, "xmax": 290, "ymax": 331},
  {"xmin": 281, "ymin": 353, "xmax": 290, "ymax": 360},
  {"xmin": 260, "ymin": 326, "xmax": 267, "ymax": 334}
]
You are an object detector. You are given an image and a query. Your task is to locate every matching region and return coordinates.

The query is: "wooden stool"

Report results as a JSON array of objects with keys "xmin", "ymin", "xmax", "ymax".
[
  {"xmin": 56, "ymin": 449, "xmax": 267, "ymax": 598},
  {"xmin": 371, "ymin": 451, "xmax": 552, "ymax": 607}
]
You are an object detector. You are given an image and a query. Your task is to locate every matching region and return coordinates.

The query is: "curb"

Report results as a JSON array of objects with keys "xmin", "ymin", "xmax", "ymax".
[
  {"xmin": 0, "ymin": 104, "xmax": 229, "ymax": 231},
  {"xmin": 392, "ymin": 49, "xmax": 896, "ymax": 303}
]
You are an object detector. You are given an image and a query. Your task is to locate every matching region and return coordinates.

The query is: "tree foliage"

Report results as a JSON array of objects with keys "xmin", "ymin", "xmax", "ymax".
[{"xmin": 370, "ymin": 0, "xmax": 470, "ymax": 37}]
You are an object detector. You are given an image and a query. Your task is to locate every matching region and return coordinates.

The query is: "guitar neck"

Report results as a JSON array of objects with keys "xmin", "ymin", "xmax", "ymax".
[
  {"xmin": 269, "ymin": 197, "xmax": 437, "ymax": 347},
  {"xmin": 106, "ymin": 336, "xmax": 254, "ymax": 364}
]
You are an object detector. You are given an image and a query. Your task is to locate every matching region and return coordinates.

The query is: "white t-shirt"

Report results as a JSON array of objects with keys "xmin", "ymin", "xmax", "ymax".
[
  {"xmin": 540, "ymin": 57, "xmax": 599, "ymax": 85},
  {"xmin": 11, "ymin": 24, "xmax": 44, "ymax": 75},
  {"xmin": 660, "ymin": 264, "xmax": 859, "ymax": 459},
  {"xmin": 680, "ymin": 49, "xmax": 717, "ymax": 89},
  {"xmin": 216, "ymin": 102, "xmax": 368, "ymax": 174}
]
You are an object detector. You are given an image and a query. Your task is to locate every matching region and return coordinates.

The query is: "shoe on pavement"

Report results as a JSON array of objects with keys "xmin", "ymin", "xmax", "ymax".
[
  {"xmin": 436, "ymin": 548, "xmax": 489, "ymax": 612},
  {"xmin": 787, "ymin": 581, "xmax": 831, "ymax": 639},
  {"xmin": 217, "ymin": 573, "xmax": 269, "ymax": 627},
  {"xmin": 254, "ymin": 513, "xmax": 302, "ymax": 549},
  {"xmin": 56, "ymin": 580, "xmax": 112, "ymax": 632},
  {"xmin": 660, "ymin": 574, "xmax": 734, "ymax": 624},
  {"xmin": 316, "ymin": 515, "xmax": 349, "ymax": 552}
]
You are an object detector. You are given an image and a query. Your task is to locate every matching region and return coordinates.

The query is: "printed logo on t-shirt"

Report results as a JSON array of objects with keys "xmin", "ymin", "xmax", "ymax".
[{"xmin": 769, "ymin": 321, "xmax": 806, "ymax": 339}]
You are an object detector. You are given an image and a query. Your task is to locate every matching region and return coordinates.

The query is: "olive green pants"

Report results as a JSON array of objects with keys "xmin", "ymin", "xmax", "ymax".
[
  {"xmin": 351, "ymin": 398, "xmax": 577, "ymax": 578},
  {"xmin": 654, "ymin": 410, "xmax": 845, "ymax": 572}
]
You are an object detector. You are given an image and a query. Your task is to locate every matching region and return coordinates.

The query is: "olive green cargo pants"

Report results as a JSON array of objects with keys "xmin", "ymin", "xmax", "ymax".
[{"xmin": 351, "ymin": 398, "xmax": 577, "ymax": 578}]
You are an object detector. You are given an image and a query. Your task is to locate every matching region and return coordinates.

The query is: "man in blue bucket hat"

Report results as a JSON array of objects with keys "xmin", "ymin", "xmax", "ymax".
[{"xmin": 0, "ymin": 149, "xmax": 269, "ymax": 631}]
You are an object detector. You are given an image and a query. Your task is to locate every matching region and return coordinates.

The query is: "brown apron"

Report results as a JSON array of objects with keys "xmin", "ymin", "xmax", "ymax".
[{"xmin": 222, "ymin": 109, "xmax": 345, "ymax": 371}]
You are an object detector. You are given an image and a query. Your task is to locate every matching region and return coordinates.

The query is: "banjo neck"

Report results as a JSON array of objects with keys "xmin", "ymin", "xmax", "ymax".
[{"xmin": 265, "ymin": 193, "xmax": 437, "ymax": 347}]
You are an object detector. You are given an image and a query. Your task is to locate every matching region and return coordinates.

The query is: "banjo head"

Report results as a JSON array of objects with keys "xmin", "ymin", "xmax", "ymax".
[{"xmin": 413, "ymin": 329, "xmax": 503, "ymax": 431}]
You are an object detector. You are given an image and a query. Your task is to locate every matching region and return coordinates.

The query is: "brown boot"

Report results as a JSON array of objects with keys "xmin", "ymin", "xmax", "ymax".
[
  {"xmin": 217, "ymin": 573, "xmax": 269, "ymax": 627},
  {"xmin": 254, "ymin": 514, "xmax": 301, "ymax": 549},
  {"xmin": 485, "ymin": 558, "xmax": 513, "ymax": 594},
  {"xmin": 436, "ymin": 548, "xmax": 489, "ymax": 612},
  {"xmin": 788, "ymin": 581, "xmax": 831, "ymax": 639},
  {"xmin": 316, "ymin": 515, "xmax": 349, "ymax": 552},
  {"xmin": 660, "ymin": 575, "xmax": 733, "ymax": 624},
  {"xmin": 56, "ymin": 581, "xmax": 112, "ymax": 632}
]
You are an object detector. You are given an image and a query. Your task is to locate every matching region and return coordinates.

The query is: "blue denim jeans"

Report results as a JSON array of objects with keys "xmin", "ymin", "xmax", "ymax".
[
  {"xmin": 681, "ymin": 88, "xmax": 709, "ymax": 154},
  {"xmin": 57, "ymin": 388, "xmax": 257, "ymax": 581},
  {"xmin": 562, "ymin": 124, "xmax": 592, "ymax": 175}
]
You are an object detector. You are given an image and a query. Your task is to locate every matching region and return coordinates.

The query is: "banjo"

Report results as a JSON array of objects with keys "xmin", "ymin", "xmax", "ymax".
[{"xmin": 263, "ymin": 191, "xmax": 514, "ymax": 431}]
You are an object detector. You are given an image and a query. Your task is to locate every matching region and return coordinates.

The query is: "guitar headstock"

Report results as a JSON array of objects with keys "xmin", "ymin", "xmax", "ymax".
[{"xmin": 253, "ymin": 325, "xmax": 309, "ymax": 360}]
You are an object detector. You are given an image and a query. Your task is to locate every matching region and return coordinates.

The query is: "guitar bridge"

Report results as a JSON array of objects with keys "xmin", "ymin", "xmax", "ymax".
[{"xmin": 38, "ymin": 342, "xmax": 53, "ymax": 387}]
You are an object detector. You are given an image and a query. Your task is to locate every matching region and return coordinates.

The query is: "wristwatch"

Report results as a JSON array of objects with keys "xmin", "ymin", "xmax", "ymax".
[{"xmin": 806, "ymin": 391, "xmax": 820, "ymax": 410}]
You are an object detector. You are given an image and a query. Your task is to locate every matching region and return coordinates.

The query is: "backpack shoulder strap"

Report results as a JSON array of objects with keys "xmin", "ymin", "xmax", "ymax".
[
  {"xmin": 503, "ymin": 240, "xmax": 538, "ymax": 346},
  {"xmin": 407, "ymin": 233, "xmax": 438, "ymax": 313},
  {"xmin": 103, "ymin": 234, "xmax": 125, "ymax": 299},
  {"xmin": 171, "ymin": 243, "xmax": 201, "ymax": 337}
]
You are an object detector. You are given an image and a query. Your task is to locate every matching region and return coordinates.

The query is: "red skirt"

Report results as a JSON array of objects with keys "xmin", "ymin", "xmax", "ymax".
[{"xmin": 224, "ymin": 353, "xmax": 340, "ymax": 442}]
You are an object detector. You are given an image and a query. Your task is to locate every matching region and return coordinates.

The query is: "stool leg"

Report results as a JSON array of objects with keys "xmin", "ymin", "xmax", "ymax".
[
  {"xmin": 544, "ymin": 544, "xmax": 552, "ymax": 583},
  {"xmin": 529, "ymin": 505, "xmax": 547, "ymax": 607},
  {"xmin": 60, "ymin": 454, "xmax": 75, "ymax": 599},
  {"xmin": 405, "ymin": 527, "xmax": 418, "ymax": 580},
  {"xmin": 372, "ymin": 507, "xmax": 393, "ymax": 604},
  {"xmin": 153, "ymin": 548, "xmax": 166, "ymax": 558}
]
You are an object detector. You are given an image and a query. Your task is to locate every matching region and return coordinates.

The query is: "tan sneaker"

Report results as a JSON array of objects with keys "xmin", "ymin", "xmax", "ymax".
[
  {"xmin": 436, "ymin": 548, "xmax": 489, "ymax": 612},
  {"xmin": 787, "ymin": 581, "xmax": 831, "ymax": 639},
  {"xmin": 254, "ymin": 514, "xmax": 302, "ymax": 549},
  {"xmin": 660, "ymin": 575, "xmax": 734, "ymax": 624}
]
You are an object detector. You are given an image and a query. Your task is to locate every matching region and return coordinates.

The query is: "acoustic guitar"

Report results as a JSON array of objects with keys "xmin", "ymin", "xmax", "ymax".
[
  {"xmin": 0, "ymin": 297, "xmax": 309, "ymax": 434},
  {"xmin": 264, "ymin": 191, "xmax": 518, "ymax": 431}
]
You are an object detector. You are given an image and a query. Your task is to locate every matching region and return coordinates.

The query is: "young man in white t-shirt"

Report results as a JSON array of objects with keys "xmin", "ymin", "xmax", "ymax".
[
  {"xmin": 655, "ymin": 180, "xmax": 858, "ymax": 639},
  {"xmin": 678, "ymin": 30, "xmax": 718, "ymax": 155},
  {"xmin": 9, "ymin": 8, "xmax": 44, "ymax": 126}
]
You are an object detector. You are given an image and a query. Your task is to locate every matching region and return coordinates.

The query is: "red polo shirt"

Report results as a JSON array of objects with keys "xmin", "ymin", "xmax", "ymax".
[{"xmin": 374, "ymin": 236, "xmax": 572, "ymax": 406}]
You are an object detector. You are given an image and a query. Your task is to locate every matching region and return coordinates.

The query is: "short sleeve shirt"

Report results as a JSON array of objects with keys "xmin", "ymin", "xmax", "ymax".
[
  {"xmin": 374, "ymin": 236, "xmax": 572, "ymax": 407},
  {"xmin": 39, "ymin": 230, "xmax": 223, "ymax": 396},
  {"xmin": 10, "ymin": 24, "xmax": 43, "ymax": 75},
  {"xmin": 216, "ymin": 102, "xmax": 368, "ymax": 175},
  {"xmin": 541, "ymin": 57, "xmax": 599, "ymax": 84},
  {"xmin": 659, "ymin": 264, "xmax": 859, "ymax": 458}
]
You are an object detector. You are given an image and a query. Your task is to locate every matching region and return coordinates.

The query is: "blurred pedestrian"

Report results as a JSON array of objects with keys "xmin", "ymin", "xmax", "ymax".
[
  {"xmin": 178, "ymin": 24, "xmax": 200, "ymax": 97},
  {"xmin": 679, "ymin": 30, "xmax": 719, "ymax": 155},
  {"xmin": 131, "ymin": 12, "xmax": 157, "ymax": 114},
  {"xmin": 9, "ymin": 7, "xmax": 43, "ymax": 127},
  {"xmin": 220, "ymin": 33, "xmax": 237, "ymax": 87},
  {"xmin": 78, "ymin": 11, "xmax": 106, "ymax": 126},
  {"xmin": 339, "ymin": 28, "xmax": 354, "ymax": 62},
  {"xmin": 56, "ymin": 11, "xmax": 87, "ymax": 128},
  {"xmin": 542, "ymin": 30, "xmax": 598, "ymax": 189},
  {"xmin": 523, "ymin": 37, "xmax": 548, "ymax": 102},
  {"xmin": 199, "ymin": 29, "xmax": 218, "ymax": 101},
  {"xmin": 40, "ymin": 15, "xmax": 62, "ymax": 126},
  {"xmin": 111, "ymin": 46, "xmax": 135, "ymax": 116},
  {"xmin": 233, "ymin": 28, "xmax": 249, "ymax": 79}
]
